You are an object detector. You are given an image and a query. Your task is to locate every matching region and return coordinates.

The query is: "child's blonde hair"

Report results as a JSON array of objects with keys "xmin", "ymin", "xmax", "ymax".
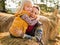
[{"xmin": 15, "ymin": 0, "xmax": 34, "ymax": 16}]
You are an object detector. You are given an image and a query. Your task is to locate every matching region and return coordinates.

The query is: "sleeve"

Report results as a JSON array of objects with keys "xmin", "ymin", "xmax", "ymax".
[{"xmin": 21, "ymin": 14, "xmax": 37, "ymax": 25}]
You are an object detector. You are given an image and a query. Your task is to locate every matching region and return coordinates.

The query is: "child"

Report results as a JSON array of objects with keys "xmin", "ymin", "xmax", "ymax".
[{"xmin": 9, "ymin": 0, "xmax": 37, "ymax": 37}]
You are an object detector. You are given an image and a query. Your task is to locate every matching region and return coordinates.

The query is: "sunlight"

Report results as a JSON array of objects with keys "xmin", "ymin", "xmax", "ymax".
[{"xmin": 37, "ymin": 0, "xmax": 40, "ymax": 4}]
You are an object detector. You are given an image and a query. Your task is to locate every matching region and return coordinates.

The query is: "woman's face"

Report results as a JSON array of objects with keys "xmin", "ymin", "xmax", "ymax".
[
  {"xmin": 30, "ymin": 7, "xmax": 39, "ymax": 18},
  {"xmin": 24, "ymin": 2, "xmax": 32, "ymax": 13}
]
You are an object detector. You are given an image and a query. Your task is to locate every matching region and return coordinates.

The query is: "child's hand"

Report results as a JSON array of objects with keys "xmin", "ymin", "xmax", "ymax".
[{"xmin": 14, "ymin": 28, "xmax": 24, "ymax": 37}]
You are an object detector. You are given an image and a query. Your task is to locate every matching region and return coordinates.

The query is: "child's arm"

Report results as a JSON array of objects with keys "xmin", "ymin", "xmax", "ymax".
[{"xmin": 21, "ymin": 14, "xmax": 37, "ymax": 25}]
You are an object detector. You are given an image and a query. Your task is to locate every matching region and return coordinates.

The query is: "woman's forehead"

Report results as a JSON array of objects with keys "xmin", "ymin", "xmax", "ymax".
[
  {"xmin": 33, "ymin": 7, "xmax": 38, "ymax": 11},
  {"xmin": 33, "ymin": 7, "xmax": 39, "ymax": 14}
]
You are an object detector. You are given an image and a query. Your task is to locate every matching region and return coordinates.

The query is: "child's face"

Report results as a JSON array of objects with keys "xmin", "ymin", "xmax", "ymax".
[
  {"xmin": 30, "ymin": 7, "xmax": 39, "ymax": 18},
  {"xmin": 24, "ymin": 2, "xmax": 32, "ymax": 13}
]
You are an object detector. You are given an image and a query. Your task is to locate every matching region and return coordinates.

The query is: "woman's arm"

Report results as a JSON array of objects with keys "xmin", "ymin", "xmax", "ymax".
[{"xmin": 21, "ymin": 14, "xmax": 37, "ymax": 25}]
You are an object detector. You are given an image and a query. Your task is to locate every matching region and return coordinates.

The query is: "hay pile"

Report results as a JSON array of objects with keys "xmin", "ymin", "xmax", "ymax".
[
  {"xmin": 0, "ymin": 12, "xmax": 15, "ymax": 32},
  {"xmin": 39, "ymin": 9, "xmax": 60, "ymax": 45},
  {"xmin": 0, "ymin": 35, "xmax": 39, "ymax": 45},
  {"xmin": 0, "ymin": 13, "xmax": 39, "ymax": 45},
  {"xmin": 0, "ymin": 12, "xmax": 59, "ymax": 45}
]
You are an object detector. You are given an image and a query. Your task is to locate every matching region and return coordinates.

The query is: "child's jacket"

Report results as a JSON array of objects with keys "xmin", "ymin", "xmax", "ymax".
[{"xmin": 9, "ymin": 10, "xmax": 30, "ymax": 37}]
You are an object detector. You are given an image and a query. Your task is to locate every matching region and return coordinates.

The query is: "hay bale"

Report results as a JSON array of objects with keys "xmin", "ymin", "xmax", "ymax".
[
  {"xmin": 39, "ymin": 16, "xmax": 51, "ymax": 45},
  {"xmin": 0, "ymin": 35, "xmax": 39, "ymax": 45},
  {"xmin": 0, "ymin": 12, "xmax": 15, "ymax": 32},
  {"xmin": 39, "ymin": 15, "xmax": 59, "ymax": 45},
  {"xmin": 0, "ymin": 12, "xmax": 59, "ymax": 45},
  {"xmin": 48, "ymin": 15, "xmax": 59, "ymax": 40},
  {"xmin": 40, "ymin": 10, "xmax": 59, "ymax": 40}
]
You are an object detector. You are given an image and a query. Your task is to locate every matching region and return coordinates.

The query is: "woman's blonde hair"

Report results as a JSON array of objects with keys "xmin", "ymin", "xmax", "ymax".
[
  {"xmin": 33, "ymin": 5, "xmax": 40, "ymax": 14},
  {"xmin": 15, "ymin": 0, "xmax": 34, "ymax": 16}
]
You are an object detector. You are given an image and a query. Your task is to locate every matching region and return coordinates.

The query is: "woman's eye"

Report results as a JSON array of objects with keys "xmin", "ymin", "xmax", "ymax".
[{"xmin": 31, "ymin": 11, "xmax": 33, "ymax": 12}]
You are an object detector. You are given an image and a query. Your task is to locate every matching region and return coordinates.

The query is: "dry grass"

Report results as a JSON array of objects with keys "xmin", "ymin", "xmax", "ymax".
[
  {"xmin": 58, "ymin": 20, "xmax": 60, "ymax": 34},
  {"xmin": 0, "ymin": 32, "xmax": 10, "ymax": 39}
]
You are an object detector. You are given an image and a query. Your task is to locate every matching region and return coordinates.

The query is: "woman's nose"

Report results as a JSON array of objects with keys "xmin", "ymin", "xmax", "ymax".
[{"xmin": 32, "ymin": 13, "xmax": 35, "ymax": 15}]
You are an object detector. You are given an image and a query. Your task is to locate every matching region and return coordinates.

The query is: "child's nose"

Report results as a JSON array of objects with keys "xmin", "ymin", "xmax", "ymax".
[{"xmin": 30, "ymin": 8, "xmax": 32, "ymax": 11}]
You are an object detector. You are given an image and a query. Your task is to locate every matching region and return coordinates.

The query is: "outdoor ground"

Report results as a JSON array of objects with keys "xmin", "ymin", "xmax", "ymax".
[
  {"xmin": 0, "ymin": 32, "xmax": 39, "ymax": 45},
  {"xmin": 48, "ymin": 20, "xmax": 60, "ymax": 45}
]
